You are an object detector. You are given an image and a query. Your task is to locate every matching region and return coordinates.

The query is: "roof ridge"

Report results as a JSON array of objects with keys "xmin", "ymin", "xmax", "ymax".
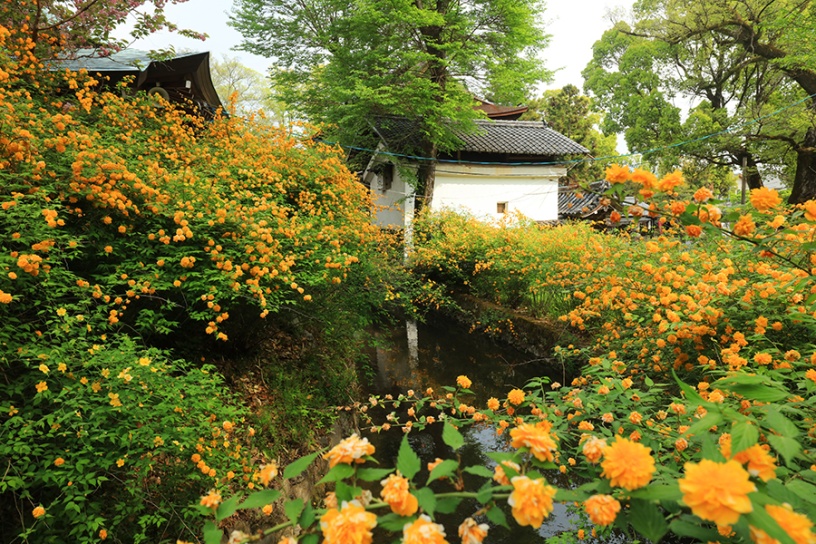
[{"xmin": 474, "ymin": 119, "xmax": 545, "ymax": 127}]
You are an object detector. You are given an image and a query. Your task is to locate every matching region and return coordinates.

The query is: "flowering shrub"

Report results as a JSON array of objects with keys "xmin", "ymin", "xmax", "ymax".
[
  {"xmin": 0, "ymin": 22, "xmax": 400, "ymax": 543},
  {"xmin": 199, "ymin": 164, "xmax": 816, "ymax": 544}
]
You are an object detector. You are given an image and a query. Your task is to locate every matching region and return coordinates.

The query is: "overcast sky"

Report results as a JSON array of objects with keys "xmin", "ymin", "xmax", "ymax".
[{"xmin": 129, "ymin": 0, "xmax": 630, "ymax": 94}]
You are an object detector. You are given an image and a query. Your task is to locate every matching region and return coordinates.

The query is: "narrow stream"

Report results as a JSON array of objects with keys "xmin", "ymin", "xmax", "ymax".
[{"xmin": 365, "ymin": 318, "xmax": 581, "ymax": 542}]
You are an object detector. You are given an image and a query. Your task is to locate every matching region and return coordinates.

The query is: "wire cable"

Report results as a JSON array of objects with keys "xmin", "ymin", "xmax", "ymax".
[{"xmin": 317, "ymin": 91, "xmax": 816, "ymax": 167}]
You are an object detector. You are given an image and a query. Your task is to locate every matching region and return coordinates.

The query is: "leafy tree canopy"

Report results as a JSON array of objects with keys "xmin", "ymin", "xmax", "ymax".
[
  {"xmin": 2, "ymin": 0, "xmax": 206, "ymax": 57},
  {"xmin": 230, "ymin": 0, "xmax": 553, "ymax": 192},
  {"xmin": 520, "ymin": 84, "xmax": 618, "ymax": 183},
  {"xmin": 586, "ymin": 0, "xmax": 816, "ymax": 203}
]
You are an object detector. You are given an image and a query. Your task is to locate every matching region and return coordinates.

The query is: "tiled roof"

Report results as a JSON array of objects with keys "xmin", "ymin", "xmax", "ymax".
[
  {"xmin": 53, "ymin": 49, "xmax": 207, "ymax": 73},
  {"xmin": 373, "ymin": 117, "xmax": 588, "ymax": 157},
  {"xmin": 461, "ymin": 120, "xmax": 589, "ymax": 156},
  {"xmin": 559, "ymin": 180, "xmax": 610, "ymax": 217}
]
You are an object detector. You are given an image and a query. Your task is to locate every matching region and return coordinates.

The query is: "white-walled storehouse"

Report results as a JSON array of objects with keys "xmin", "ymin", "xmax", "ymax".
[{"xmin": 363, "ymin": 117, "xmax": 588, "ymax": 228}]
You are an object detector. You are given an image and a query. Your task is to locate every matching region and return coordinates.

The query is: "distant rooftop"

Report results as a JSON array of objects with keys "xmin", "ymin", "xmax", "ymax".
[
  {"xmin": 373, "ymin": 117, "xmax": 589, "ymax": 158},
  {"xmin": 54, "ymin": 49, "xmax": 207, "ymax": 73}
]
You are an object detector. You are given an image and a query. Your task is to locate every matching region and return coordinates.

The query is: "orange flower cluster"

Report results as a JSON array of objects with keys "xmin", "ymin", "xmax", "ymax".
[
  {"xmin": 600, "ymin": 437, "xmax": 655, "ymax": 490},
  {"xmin": 320, "ymin": 501, "xmax": 377, "ymax": 544},
  {"xmin": 379, "ymin": 473, "xmax": 418, "ymax": 516},
  {"xmin": 509, "ymin": 422, "xmax": 558, "ymax": 462},
  {"xmin": 679, "ymin": 459, "xmax": 755, "ymax": 526},
  {"xmin": 323, "ymin": 434, "xmax": 375, "ymax": 468},
  {"xmin": 507, "ymin": 475, "xmax": 557, "ymax": 528}
]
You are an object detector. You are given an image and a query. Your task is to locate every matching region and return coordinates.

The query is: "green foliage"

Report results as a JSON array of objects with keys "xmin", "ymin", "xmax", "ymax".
[
  {"xmin": 230, "ymin": 0, "xmax": 552, "ymax": 193},
  {"xmin": 521, "ymin": 84, "xmax": 618, "ymax": 182}
]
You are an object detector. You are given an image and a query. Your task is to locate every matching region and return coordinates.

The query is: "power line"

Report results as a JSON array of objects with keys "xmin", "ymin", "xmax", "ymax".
[{"xmin": 319, "ymin": 91, "xmax": 816, "ymax": 167}]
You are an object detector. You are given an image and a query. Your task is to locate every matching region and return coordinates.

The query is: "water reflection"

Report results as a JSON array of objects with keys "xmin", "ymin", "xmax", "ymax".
[{"xmin": 367, "ymin": 318, "xmax": 580, "ymax": 542}]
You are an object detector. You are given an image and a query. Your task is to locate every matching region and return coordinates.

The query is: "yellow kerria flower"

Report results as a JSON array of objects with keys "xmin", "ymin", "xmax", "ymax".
[
  {"xmin": 323, "ymin": 434, "xmax": 375, "ymax": 468},
  {"xmin": 733, "ymin": 444, "xmax": 777, "ymax": 482},
  {"xmin": 403, "ymin": 515, "xmax": 447, "ymax": 544},
  {"xmin": 679, "ymin": 459, "xmax": 755, "ymax": 526},
  {"xmin": 604, "ymin": 163, "xmax": 630, "ymax": 184},
  {"xmin": 36, "ymin": 381, "xmax": 48, "ymax": 393},
  {"xmin": 750, "ymin": 503, "xmax": 815, "ymax": 544},
  {"xmin": 456, "ymin": 375, "xmax": 472, "ymax": 389},
  {"xmin": 509, "ymin": 423, "xmax": 558, "ymax": 462},
  {"xmin": 380, "ymin": 473, "xmax": 418, "ymax": 517},
  {"xmin": 487, "ymin": 397, "xmax": 500, "ymax": 411},
  {"xmin": 32, "ymin": 505, "xmax": 45, "ymax": 518},
  {"xmin": 584, "ymin": 494, "xmax": 621, "ymax": 526},
  {"xmin": 507, "ymin": 388, "xmax": 525, "ymax": 406},
  {"xmin": 600, "ymin": 437, "xmax": 655, "ymax": 490},
  {"xmin": 582, "ymin": 436, "xmax": 606, "ymax": 464},
  {"xmin": 257, "ymin": 462, "xmax": 278, "ymax": 486},
  {"xmin": 749, "ymin": 187, "xmax": 782, "ymax": 212},
  {"xmin": 200, "ymin": 490, "xmax": 221, "ymax": 509},
  {"xmin": 458, "ymin": 517, "xmax": 489, "ymax": 544},
  {"xmin": 492, "ymin": 460, "xmax": 521, "ymax": 486},
  {"xmin": 508, "ymin": 475, "xmax": 557, "ymax": 528},
  {"xmin": 320, "ymin": 501, "xmax": 378, "ymax": 544}
]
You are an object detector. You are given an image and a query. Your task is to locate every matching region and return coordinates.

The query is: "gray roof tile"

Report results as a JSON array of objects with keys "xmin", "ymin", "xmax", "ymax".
[
  {"xmin": 462, "ymin": 120, "xmax": 589, "ymax": 156},
  {"xmin": 373, "ymin": 117, "xmax": 588, "ymax": 157}
]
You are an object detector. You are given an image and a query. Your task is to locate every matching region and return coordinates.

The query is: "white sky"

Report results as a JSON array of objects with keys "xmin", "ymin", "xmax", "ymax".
[{"xmin": 128, "ymin": 0, "xmax": 630, "ymax": 93}]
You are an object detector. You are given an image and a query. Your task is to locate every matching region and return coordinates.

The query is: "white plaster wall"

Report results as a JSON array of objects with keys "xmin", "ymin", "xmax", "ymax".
[
  {"xmin": 431, "ymin": 163, "xmax": 563, "ymax": 222},
  {"xmin": 369, "ymin": 160, "xmax": 415, "ymax": 229}
]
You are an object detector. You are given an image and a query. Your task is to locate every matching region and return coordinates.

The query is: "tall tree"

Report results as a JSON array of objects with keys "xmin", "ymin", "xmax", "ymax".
[
  {"xmin": 1, "ymin": 0, "xmax": 206, "ymax": 58},
  {"xmin": 230, "ymin": 0, "xmax": 552, "ymax": 204},
  {"xmin": 618, "ymin": 0, "xmax": 816, "ymax": 203},
  {"xmin": 210, "ymin": 55, "xmax": 293, "ymax": 123},
  {"xmin": 521, "ymin": 84, "xmax": 618, "ymax": 183}
]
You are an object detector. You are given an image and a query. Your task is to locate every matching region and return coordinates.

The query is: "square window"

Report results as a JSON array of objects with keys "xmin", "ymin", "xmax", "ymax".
[{"xmin": 497, "ymin": 202, "xmax": 507, "ymax": 214}]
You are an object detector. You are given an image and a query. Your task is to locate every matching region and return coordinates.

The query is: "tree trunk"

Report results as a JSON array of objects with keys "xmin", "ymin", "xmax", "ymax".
[
  {"xmin": 736, "ymin": 150, "xmax": 763, "ymax": 190},
  {"xmin": 418, "ymin": 144, "xmax": 438, "ymax": 210},
  {"xmin": 788, "ymin": 126, "xmax": 816, "ymax": 204}
]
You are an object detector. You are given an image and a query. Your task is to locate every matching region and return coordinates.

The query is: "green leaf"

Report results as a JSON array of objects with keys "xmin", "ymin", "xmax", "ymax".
[
  {"xmin": 435, "ymin": 496, "xmax": 462, "ymax": 514},
  {"xmin": 414, "ymin": 487, "xmax": 436, "ymax": 517},
  {"xmin": 335, "ymin": 481, "xmax": 363, "ymax": 503},
  {"xmin": 284, "ymin": 498, "xmax": 305, "ymax": 525},
  {"xmin": 669, "ymin": 519, "xmax": 720, "ymax": 541},
  {"xmin": 628, "ymin": 499, "xmax": 668, "ymax": 543},
  {"xmin": 685, "ymin": 411, "xmax": 723, "ymax": 438},
  {"xmin": 216, "ymin": 494, "xmax": 241, "ymax": 522},
  {"xmin": 240, "ymin": 489, "xmax": 281, "ymax": 510},
  {"xmin": 397, "ymin": 435, "xmax": 421, "ymax": 480},
  {"xmin": 731, "ymin": 421, "xmax": 760, "ymax": 456},
  {"xmin": 486, "ymin": 452, "xmax": 517, "ymax": 464},
  {"xmin": 786, "ymin": 480, "xmax": 816, "ymax": 504},
  {"xmin": 486, "ymin": 505, "xmax": 509, "ymax": 529},
  {"xmin": 377, "ymin": 513, "xmax": 414, "ymax": 532},
  {"xmin": 356, "ymin": 467, "xmax": 394, "ymax": 482},
  {"xmin": 463, "ymin": 465, "xmax": 494, "ymax": 479},
  {"xmin": 763, "ymin": 408, "xmax": 800, "ymax": 438},
  {"xmin": 744, "ymin": 503, "xmax": 796, "ymax": 544},
  {"xmin": 767, "ymin": 434, "xmax": 802, "ymax": 466},
  {"xmin": 318, "ymin": 463, "xmax": 355, "ymax": 485},
  {"xmin": 283, "ymin": 451, "xmax": 320, "ymax": 480},
  {"xmin": 302, "ymin": 535, "xmax": 318, "ymax": 544},
  {"xmin": 555, "ymin": 488, "xmax": 591, "ymax": 502},
  {"xmin": 299, "ymin": 502, "xmax": 316, "ymax": 528},
  {"xmin": 717, "ymin": 373, "xmax": 789, "ymax": 401},
  {"xmin": 672, "ymin": 371, "xmax": 704, "ymax": 404},
  {"xmin": 629, "ymin": 483, "xmax": 682, "ymax": 502},
  {"xmin": 427, "ymin": 459, "xmax": 459, "ymax": 484},
  {"xmin": 476, "ymin": 481, "xmax": 493, "ymax": 504},
  {"xmin": 442, "ymin": 421, "xmax": 465, "ymax": 451},
  {"xmin": 203, "ymin": 521, "xmax": 222, "ymax": 544}
]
